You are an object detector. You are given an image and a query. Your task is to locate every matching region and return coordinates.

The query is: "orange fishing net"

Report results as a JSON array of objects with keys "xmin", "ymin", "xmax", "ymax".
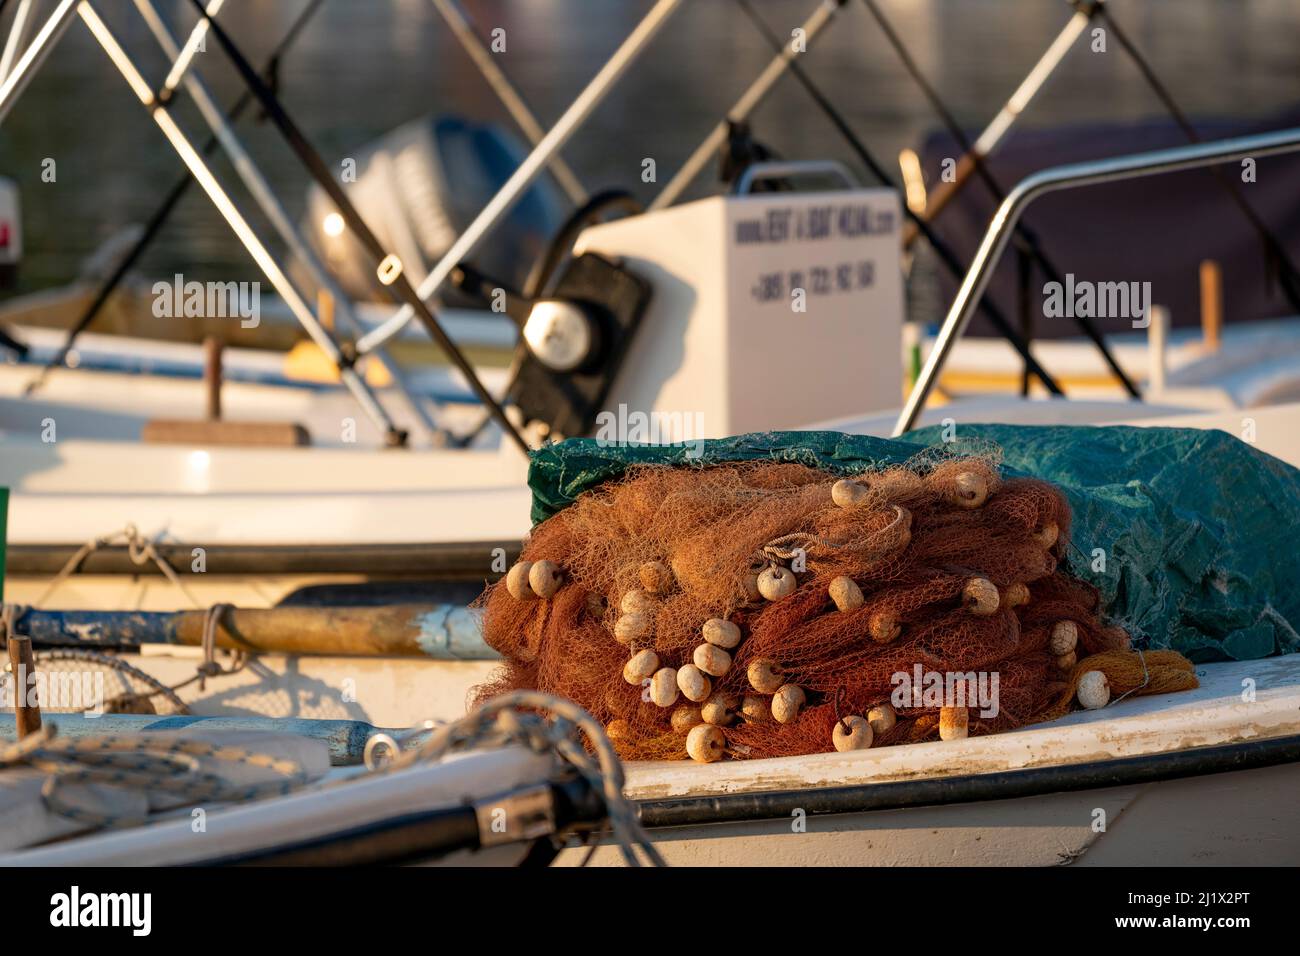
[{"xmin": 474, "ymin": 452, "xmax": 1197, "ymax": 762}]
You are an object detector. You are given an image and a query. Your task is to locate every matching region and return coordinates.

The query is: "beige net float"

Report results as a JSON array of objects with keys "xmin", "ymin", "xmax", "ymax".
[{"xmin": 474, "ymin": 455, "xmax": 1198, "ymax": 762}]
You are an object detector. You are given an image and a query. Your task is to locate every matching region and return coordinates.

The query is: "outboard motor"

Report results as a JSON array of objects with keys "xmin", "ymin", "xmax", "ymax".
[{"xmin": 299, "ymin": 115, "xmax": 564, "ymax": 305}]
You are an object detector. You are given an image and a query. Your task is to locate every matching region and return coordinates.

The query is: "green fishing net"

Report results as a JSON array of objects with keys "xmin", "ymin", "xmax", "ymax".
[{"xmin": 526, "ymin": 423, "xmax": 1300, "ymax": 663}]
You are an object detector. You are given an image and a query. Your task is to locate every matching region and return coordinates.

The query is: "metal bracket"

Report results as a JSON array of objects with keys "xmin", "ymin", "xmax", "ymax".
[{"xmin": 473, "ymin": 784, "xmax": 557, "ymax": 848}]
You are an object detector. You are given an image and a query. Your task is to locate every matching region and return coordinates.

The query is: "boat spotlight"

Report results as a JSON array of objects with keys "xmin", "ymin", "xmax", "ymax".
[{"xmin": 522, "ymin": 300, "xmax": 596, "ymax": 373}]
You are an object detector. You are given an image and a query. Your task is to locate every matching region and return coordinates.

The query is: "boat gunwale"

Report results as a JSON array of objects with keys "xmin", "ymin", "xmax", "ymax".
[
  {"xmin": 635, "ymin": 733, "xmax": 1300, "ymax": 828},
  {"xmin": 4, "ymin": 540, "xmax": 522, "ymax": 576}
]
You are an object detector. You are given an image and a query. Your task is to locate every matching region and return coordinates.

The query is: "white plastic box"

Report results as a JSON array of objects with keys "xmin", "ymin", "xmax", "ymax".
[{"xmin": 574, "ymin": 188, "xmax": 904, "ymax": 439}]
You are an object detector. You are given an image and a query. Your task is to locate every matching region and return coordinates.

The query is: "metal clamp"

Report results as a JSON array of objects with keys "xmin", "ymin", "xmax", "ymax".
[{"xmin": 363, "ymin": 719, "xmax": 440, "ymax": 770}]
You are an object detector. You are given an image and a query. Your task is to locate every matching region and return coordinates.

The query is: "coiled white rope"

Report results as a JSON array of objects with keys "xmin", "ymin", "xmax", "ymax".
[{"xmin": 0, "ymin": 724, "xmax": 309, "ymax": 829}]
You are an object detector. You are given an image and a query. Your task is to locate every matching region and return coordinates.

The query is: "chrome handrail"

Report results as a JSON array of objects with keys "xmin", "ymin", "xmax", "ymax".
[
  {"xmin": 892, "ymin": 125, "xmax": 1300, "ymax": 436},
  {"xmin": 733, "ymin": 159, "xmax": 859, "ymax": 195}
]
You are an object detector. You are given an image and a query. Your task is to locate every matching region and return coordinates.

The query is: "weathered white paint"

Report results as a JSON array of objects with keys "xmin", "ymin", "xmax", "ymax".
[{"xmin": 557, "ymin": 763, "xmax": 1300, "ymax": 866}]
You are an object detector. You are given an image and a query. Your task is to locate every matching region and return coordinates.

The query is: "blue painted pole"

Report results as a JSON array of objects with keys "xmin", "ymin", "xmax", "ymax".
[{"xmin": 7, "ymin": 605, "xmax": 498, "ymax": 660}]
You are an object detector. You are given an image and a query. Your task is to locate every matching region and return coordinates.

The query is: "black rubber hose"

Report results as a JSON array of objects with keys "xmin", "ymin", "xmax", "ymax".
[
  {"xmin": 217, "ymin": 806, "xmax": 483, "ymax": 867},
  {"xmin": 523, "ymin": 189, "xmax": 643, "ymax": 299}
]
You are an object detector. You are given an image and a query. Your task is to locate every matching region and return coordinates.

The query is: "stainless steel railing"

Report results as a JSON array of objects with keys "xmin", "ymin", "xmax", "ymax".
[{"xmin": 892, "ymin": 125, "xmax": 1300, "ymax": 436}]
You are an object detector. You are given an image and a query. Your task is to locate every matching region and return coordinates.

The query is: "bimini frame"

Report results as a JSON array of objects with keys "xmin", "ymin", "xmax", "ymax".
[
  {"xmin": 5, "ymin": 1, "xmax": 1288, "ymax": 447},
  {"xmin": 0, "ymin": 0, "xmax": 684, "ymax": 450},
  {"xmin": 0, "ymin": 0, "xmax": 415, "ymax": 443},
  {"xmin": 20, "ymin": 0, "xmax": 593, "ymax": 440},
  {"xmin": 0, "ymin": 0, "xmax": 1082, "ymax": 432},
  {"xmin": 351, "ymin": 0, "xmax": 683, "ymax": 356}
]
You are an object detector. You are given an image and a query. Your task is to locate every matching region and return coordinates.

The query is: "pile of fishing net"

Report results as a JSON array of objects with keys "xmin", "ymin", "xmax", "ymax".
[{"xmin": 474, "ymin": 450, "xmax": 1198, "ymax": 762}]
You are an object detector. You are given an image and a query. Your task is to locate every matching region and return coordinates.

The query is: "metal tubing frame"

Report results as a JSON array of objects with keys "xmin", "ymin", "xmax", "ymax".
[
  {"xmin": 650, "ymin": 0, "xmax": 844, "ymax": 212},
  {"xmin": 0, "ymin": 0, "xmax": 78, "ymax": 124},
  {"xmin": 860, "ymin": 0, "xmax": 1137, "ymax": 398},
  {"xmin": 186, "ymin": 0, "xmax": 530, "ymax": 453},
  {"xmin": 1092, "ymin": 0, "xmax": 1300, "ymax": 311},
  {"xmin": 21, "ymin": 0, "xmax": 326, "ymax": 397},
  {"xmin": 971, "ymin": 6, "xmax": 1090, "ymax": 159},
  {"xmin": 134, "ymin": 0, "xmax": 439, "ymax": 442},
  {"xmin": 0, "ymin": 0, "xmax": 37, "ymax": 81},
  {"xmin": 161, "ymin": 0, "xmax": 223, "ymax": 93},
  {"xmin": 429, "ymin": 0, "xmax": 586, "ymax": 207},
  {"xmin": 76, "ymin": 1, "xmax": 404, "ymax": 442},
  {"xmin": 354, "ymin": 0, "xmax": 683, "ymax": 355},
  {"xmin": 891, "ymin": 126, "xmax": 1300, "ymax": 436},
  {"xmin": 900, "ymin": 2, "xmax": 1091, "ymax": 242},
  {"xmin": 730, "ymin": 0, "xmax": 1064, "ymax": 397}
]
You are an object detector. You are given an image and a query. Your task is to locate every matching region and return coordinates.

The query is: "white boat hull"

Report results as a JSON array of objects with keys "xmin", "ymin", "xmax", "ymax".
[
  {"xmin": 561, "ymin": 759, "xmax": 1300, "ymax": 866},
  {"xmin": 5, "ymin": 637, "xmax": 1294, "ymax": 866}
]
